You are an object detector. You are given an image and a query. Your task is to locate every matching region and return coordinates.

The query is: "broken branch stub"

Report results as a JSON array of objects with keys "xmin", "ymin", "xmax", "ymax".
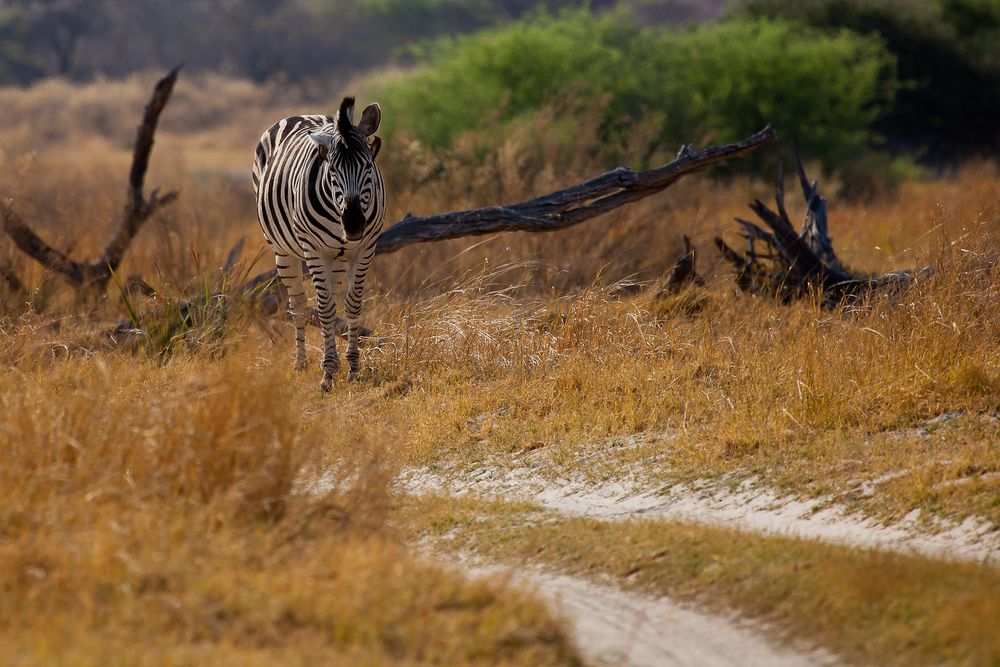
[
  {"xmin": 1, "ymin": 66, "xmax": 181, "ymax": 291},
  {"xmin": 715, "ymin": 148, "xmax": 928, "ymax": 306},
  {"xmin": 97, "ymin": 66, "xmax": 182, "ymax": 279}
]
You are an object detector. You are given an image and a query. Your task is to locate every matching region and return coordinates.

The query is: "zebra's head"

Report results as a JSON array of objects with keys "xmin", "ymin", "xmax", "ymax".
[{"xmin": 309, "ymin": 97, "xmax": 383, "ymax": 242}]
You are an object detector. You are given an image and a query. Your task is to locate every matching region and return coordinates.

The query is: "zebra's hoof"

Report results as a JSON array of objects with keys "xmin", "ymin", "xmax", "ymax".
[
  {"xmin": 320, "ymin": 376, "xmax": 334, "ymax": 392},
  {"xmin": 347, "ymin": 371, "xmax": 359, "ymax": 382}
]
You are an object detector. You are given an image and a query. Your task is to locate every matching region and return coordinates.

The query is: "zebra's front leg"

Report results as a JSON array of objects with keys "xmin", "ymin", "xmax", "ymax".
[
  {"xmin": 344, "ymin": 251, "xmax": 373, "ymax": 381},
  {"xmin": 307, "ymin": 250, "xmax": 347, "ymax": 392},
  {"xmin": 275, "ymin": 253, "xmax": 308, "ymax": 371}
]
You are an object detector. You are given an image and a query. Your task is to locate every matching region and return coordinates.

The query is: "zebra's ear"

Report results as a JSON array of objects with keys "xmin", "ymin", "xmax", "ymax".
[
  {"xmin": 369, "ymin": 135, "xmax": 382, "ymax": 160},
  {"xmin": 309, "ymin": 132, "xmax": 336, "ymax": 160},
  {"xmin": 357, "ymin": 103, "xmax": 381, "ymax": 137}
]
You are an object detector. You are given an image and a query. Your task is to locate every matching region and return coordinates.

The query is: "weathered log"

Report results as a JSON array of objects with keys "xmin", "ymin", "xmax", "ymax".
[
  {"xmin": 1, "ymin": 67, "xmax": 180, "ymax": 291},
  {"xmin": 376, "ymin": 127, "xmax": 775, "ymax": 253},
  {"xmin": 715, "ymin": 149, "xmax": 928, "ymax": 306}
]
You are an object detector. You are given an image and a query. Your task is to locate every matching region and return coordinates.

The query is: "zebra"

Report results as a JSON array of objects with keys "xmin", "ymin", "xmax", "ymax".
[{"xmin": 252, "ymin": 97, "xmax": 385, "ymax": 390}]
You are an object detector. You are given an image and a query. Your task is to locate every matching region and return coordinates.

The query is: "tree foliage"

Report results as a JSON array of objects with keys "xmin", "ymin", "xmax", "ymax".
[
  {"xmin": 378, "ymin": 11, "xmax": 896, "ymax": 172},
  {"xmin": 734, "ymin": 0, "xmax": 1000, "ymax": 160}
]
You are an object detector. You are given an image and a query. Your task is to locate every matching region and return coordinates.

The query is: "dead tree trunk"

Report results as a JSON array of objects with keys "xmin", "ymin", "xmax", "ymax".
[
  {"xmin": 374, "ymin": 130, "xmax": 776, "ymax": 252},
  {"xmin": 715, "ymin": 148, "xmax": 926, "ymax": 306},
  {"xmin": 1, "ymin": 67, "xmax": 180, "ymax": 292}
]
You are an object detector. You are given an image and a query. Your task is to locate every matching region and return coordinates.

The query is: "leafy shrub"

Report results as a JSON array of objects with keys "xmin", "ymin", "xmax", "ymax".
[
  {"xmin": 637, "ymin": 18, "xmax": 896, "ymax": 171},
  {"xmin": 376, "ymin": 11, "xmax": 897, "ymax": 173},
  {"xmin": 734, "ymin": 0, "xmax": 1000, "ymax": 160},
  {"xmin": 375, "ymin": 10, "xmax": 641, "ymax": 150}
]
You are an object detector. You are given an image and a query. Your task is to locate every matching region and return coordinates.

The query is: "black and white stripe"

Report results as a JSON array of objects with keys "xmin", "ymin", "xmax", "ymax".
[{"xmin": 252, "ymin": 97, "xmax": 385, "ymax": 389}]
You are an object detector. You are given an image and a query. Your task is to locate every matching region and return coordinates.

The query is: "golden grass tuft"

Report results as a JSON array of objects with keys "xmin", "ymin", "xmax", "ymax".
[{"xmin": 0, "ymin": 346, "xmax": 578, "ymax": 664}]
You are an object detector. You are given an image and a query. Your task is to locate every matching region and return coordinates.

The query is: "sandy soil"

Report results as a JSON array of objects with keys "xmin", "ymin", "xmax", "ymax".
[
  {"xmin": 405, "ymin": 467, "xmax": 1000, "ymax": 563},
  {"xmin": 465, "ymin": 563, "xmax": 837, "ymax": 667}
]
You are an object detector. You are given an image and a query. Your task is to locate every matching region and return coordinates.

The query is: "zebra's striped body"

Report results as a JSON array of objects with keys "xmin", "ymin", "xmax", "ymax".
[{"xmin": 252, "ymin": 97, "xmax": 385, "ymax": 389}]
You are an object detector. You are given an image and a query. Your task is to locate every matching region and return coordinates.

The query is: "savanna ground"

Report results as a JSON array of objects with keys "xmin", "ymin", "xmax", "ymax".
[{"xmin": 1, "ymin": 75, "xmax": 999, "ymax": 665}]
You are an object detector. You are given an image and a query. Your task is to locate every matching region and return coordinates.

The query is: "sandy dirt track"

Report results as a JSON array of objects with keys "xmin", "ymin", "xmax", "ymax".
[
  {"xmin": 400, "ymin": 465, "xmax": 997, "ymax": 666},
  {"xmin": 406, "ymin": 467, "xmax": 1000, "ymax": 563},
  {"xmin": 467, "ymin": 564, "xmax": 836, "ymax": 667}
]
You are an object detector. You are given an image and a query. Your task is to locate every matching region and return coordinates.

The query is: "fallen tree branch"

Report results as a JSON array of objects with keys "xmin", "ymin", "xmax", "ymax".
[
  {"xmin": 376, "ymin": 127, "xmax": 775, "ymax": 252},
  {"xmin": 1, "ymin": 67, "xmax": 180, "ymax": 290}
]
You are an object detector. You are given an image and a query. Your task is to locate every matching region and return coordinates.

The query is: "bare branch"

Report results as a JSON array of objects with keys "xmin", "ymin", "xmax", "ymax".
[
  {"xmin": 1, "ymin": 67, "xmax": 181, "ymax": 292},
  {"xmin": 657, "ymin": 235, "xmax": 702, "ymax": 294},
  {"xmin": 0, "ymin": 261, "xmax": 27, "ymax": 296},
  {"xmin": 792, "ymin": 143, "xmax": 842, "ymax": 272},
  {"xmin": 1, "ymin": 200, "xmax": 86, "ymax": 284},
  {"xmin": 376, "ymin": 126, "xmax": 776, "ymax": 253},
  {"xmin": 95, "ymin": 66, "xmax": 182, "ymax": 279},
  {"xmin": 221, "ymin": 237, "xmax": 246, "ymax": 275}
]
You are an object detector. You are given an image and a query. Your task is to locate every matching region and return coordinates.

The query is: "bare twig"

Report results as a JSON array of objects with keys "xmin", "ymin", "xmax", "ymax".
[
  {"xmin": 1, "ymin": 67, "xmax": 181, "ymax": 291},
  {"xmin": 656, "ymin": 235, "xmax": 703, "ymax": 296},
  {"xmin": 220, "ymin": 237, "xmax": 246, "ymax": 276},
  {"xmin": 0, "ymin": 261, "xmax": 26, "ymax": 296}
]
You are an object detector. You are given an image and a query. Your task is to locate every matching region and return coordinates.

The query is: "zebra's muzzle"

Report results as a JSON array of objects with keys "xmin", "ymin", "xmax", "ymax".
[{"xmin": 342, "ymin": 197, "xmax": 366, "ymax": 241}]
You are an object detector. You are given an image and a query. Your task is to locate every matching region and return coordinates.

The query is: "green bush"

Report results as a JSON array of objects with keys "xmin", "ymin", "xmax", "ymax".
[
  {"xmin": 375, "ymin": 10, "xmax": 641, "ymax": 150},
  {"xmin": 638, "ymin": 18, "xmax": 896, "ymax": 170},
  {"xmin": 734, "ymin": 0, "xmax": 1000, "ymax": 160},
  {"xmin": 376, "ymin": 11, "xmax": 897, "ymax": 173}
]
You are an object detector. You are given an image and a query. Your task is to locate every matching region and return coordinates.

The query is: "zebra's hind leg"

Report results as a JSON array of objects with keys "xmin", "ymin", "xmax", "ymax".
[
  {"xmin": 307, "ymin": 249, "xmax": 347, "ymax": 392},
  {"xmin": 275, "ymin": 253, "xmax": 308, "ymax": 371},
  {"xmin": 344, "ymin": 249, "xmax": 374, "ymax": 381}
]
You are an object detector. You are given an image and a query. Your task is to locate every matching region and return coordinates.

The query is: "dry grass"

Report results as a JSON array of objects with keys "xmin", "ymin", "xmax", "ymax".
[
  {"xmin": 0, "ymin": 339, "xmax": 578, "ymax": 665},
  {"xmin": 1, "ymin": 75, "xmax": 999, "ymax": 658},
  {"xmin": 1, "ymin": 80, "xmax": 998, "ymax": 528},
  {"xmin": 353, "ymin": 223, "xmax": 1000, "ymax": 525}
]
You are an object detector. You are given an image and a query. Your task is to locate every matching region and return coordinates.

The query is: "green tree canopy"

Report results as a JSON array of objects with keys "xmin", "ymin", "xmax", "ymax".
[{"xmin": 378, "ymin": 11, "xmax": 897, "ymax": 172}]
